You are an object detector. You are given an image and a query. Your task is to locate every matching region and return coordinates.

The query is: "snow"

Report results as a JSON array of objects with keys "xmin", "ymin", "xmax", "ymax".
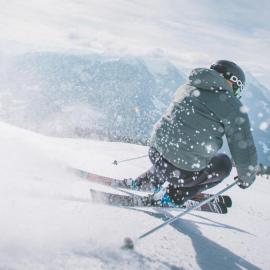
[
  {"xmin": 0, "ymin": 121, "xmax": 270, "ymax": 269},
  {"xmin": 259, "ymin": 122, "xmax": 269, "ymax": 132},
  {"xmin": 0, "ymin": 1, "xmax": 269, "ymax": 268}
]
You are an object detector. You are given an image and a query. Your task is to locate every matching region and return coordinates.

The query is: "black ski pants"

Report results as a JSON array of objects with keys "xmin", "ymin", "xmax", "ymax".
[{"xmin": 135, "ymin": 147, "xmax": 232, "ymax": 204}]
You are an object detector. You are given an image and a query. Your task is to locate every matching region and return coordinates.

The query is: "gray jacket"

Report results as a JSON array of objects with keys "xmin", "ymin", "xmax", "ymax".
[{"xmin": 150, "ymin": 68, "xmax": 257, "ymax": 184}]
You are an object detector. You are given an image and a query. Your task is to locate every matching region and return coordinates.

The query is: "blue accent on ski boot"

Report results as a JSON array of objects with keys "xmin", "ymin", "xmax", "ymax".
[
  {"xmin": 152, "ymin": 182, "xmax": 176, "ymax": 207},
  {"xmin": 160, "ymin": 192, "xmax": 176, "ymax": 207}
]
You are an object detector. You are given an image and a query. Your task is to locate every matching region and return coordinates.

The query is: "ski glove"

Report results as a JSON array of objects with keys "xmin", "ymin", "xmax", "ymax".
[{"xmin": 237, "ymin": 172, "xmax": 256, "ymax": 189}]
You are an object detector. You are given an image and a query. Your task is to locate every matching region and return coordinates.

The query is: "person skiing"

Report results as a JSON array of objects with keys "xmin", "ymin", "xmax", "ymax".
[{"xmin": 125, "ymin": 60, "xmax": 258, "ymax": 206}]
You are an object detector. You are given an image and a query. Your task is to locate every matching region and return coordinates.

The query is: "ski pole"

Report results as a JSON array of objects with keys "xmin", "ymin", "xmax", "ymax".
[
  {"xmin": 122, "ymin": 176, "xmax": 239, "ymax": 249},
  {"xmin": 112, "ymin": 154, "xmax": 148, "ymax": 165}
]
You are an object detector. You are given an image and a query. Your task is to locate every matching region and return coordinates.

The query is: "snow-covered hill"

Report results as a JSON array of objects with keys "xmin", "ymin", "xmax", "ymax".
[
  {"xmin": 1, "ymin": 1, "xmax": 270, "ymax": 268},
  {"xmin": 1, "ymin": 121, "xmax": 269, "ymax": 270}
]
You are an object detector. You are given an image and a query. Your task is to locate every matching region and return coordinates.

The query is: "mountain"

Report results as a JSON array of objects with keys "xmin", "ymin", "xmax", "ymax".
[
  {"xmin": 0, "ymin": 52, "xmax": 185, "ymax": 141},
  {"xmin": 0, "ymin": 52, "xmax": 269, "ymax": 164},
  {"xmin": 241, "ymin": 73, "xmax": 270, "ymax": 165}
]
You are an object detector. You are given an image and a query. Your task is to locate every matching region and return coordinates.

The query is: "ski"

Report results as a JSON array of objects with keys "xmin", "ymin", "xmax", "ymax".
[
  {"xmin": 191, "ymin": 192, "xmax": 232, "ymax": 208},
  {"xmin": 71, "ymin": 167, "xmax": 232, "ymax": 208},
  {"xmin": 90, "ymin": 188, "xmax": 228, "ymax": 214},
  {"xmin": 71, "ymin": 167, "xmax": 128, "ymax": 187}
]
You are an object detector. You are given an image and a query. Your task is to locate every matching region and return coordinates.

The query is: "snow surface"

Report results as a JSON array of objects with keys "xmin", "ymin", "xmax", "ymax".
[{"xmin": 0, "ymin": 121, "xmax": 269, "ymax": 270}]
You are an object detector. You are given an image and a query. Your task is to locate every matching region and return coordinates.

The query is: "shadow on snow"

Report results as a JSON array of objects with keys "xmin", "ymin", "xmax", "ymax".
[{"xmin": 130, "ymin": 207, "xmax": 260, "ymax": 270}]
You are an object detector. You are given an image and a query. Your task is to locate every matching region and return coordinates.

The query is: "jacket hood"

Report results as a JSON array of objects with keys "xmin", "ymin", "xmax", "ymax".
[{"xmin": 188, "ymin": 68, "xmax": 233, "ymax": 93}]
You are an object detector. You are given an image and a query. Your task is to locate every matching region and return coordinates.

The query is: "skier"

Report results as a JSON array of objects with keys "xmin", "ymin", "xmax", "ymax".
[{"xmin": 126, "ymin": 60, "xmax": 258, "ymax": 206}]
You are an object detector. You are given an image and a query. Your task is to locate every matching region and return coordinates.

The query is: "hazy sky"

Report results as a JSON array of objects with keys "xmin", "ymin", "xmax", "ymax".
[{"xmin": 1, "ymin": 0, "xmax": 269, "ymax": 87}]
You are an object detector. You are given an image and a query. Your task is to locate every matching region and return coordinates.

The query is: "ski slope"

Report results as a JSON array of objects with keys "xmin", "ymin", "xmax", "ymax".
[{"xmin": 0, "ymin": 121, "xmax": 269, "ymax": 270}]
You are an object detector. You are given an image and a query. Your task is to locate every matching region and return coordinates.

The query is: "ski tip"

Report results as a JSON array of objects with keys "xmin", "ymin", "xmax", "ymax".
[
  {"xmin": 220, "ymin": 203, "xmax": 228, "ymax": 214},
  {"xmin": 223, "ymin": 195, "xmax": 232, "ymax": 208},
  {"xmin": 121, "ymin": 237, "xmax": 134, "ymax": 250},
  {"xmin": 217, "ymin": 195, "xmax": 232, "ymax": 208}
]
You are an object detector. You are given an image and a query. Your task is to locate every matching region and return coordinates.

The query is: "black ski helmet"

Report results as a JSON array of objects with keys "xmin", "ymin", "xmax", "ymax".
[{"xmin": 210, "ymin": 60, "xmax": 245, "ymax": 97}]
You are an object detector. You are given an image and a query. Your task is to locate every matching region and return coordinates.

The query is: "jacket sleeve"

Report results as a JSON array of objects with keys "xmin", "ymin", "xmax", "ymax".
[{"xmin": 223, "ymin": 103, "xmax": 258, "ymax": 185}]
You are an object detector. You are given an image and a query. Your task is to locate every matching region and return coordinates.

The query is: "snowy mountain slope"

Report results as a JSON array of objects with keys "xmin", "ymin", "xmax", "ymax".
[
  {"xmin": 1, "ymin": 121, "xmax": 269, "ymax": 270},
  {"xmin": 0, "ymin": 2, "xmax": 270, "ymax": 267}
]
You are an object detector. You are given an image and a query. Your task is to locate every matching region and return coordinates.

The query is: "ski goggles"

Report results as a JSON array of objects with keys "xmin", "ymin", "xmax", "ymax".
[{"xmin": 229, "ymin": 75, "xmax": 244, "ymax": 97}]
